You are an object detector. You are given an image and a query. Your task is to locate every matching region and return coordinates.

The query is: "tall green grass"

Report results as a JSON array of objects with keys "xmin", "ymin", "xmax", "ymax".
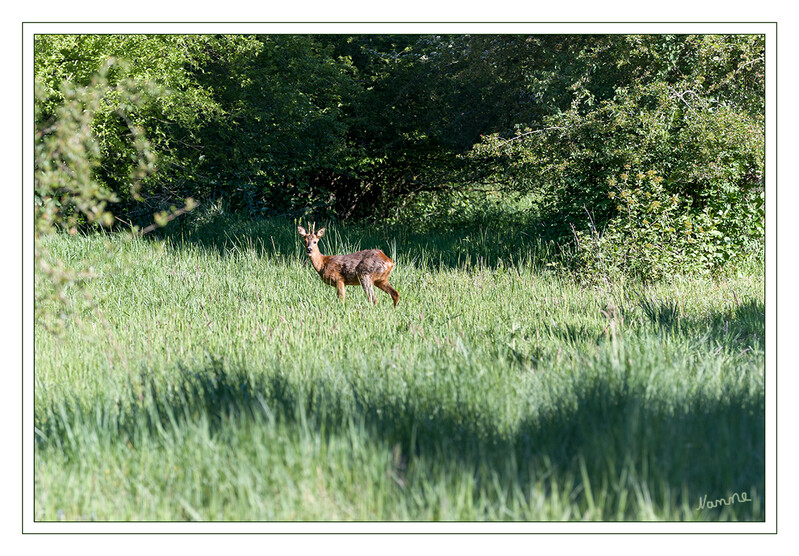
[{"xmin": 34, "ymin": 215, "xmax": 764, "ymax": 521}]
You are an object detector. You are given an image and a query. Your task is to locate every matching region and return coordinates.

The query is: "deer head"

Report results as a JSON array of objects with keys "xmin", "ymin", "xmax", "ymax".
[{"xmin": 297, "ymin": 223, "xmax": 326, "ymax": 255}]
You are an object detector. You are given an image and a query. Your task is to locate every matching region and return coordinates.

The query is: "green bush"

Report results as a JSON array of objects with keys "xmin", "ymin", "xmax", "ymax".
[
  {"xmin": 469, "ymin": 35, "xmax": 764, "ymax": 278},
  {"xmin": 573, "ymin": 165, "xmax": 763, "ymax": 282}
]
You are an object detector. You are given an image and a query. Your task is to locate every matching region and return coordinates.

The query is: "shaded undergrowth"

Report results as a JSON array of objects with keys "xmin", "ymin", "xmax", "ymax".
[{"xmin": 155, "ymin": 207, "xmax": 561, "ymax": 272}]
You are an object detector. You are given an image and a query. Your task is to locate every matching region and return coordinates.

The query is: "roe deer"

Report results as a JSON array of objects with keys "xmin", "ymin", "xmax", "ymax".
[{"xmin": 297, "ymin": 224, "xmax": 400, "ymax": 307}]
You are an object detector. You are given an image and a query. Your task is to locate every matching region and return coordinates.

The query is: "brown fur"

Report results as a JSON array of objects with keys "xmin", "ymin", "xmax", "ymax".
[{"xmin": 298, "ymin": 225, "xmax": 400, "ymax": 307}]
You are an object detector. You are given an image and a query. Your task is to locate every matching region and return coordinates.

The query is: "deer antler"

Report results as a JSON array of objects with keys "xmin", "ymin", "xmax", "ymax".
[{"xmin": 312, "ymin": 222, "xmax": 316, "ymax": 235}]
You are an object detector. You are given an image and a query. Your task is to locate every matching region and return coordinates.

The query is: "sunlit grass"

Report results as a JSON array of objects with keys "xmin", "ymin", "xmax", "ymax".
[{"xmin": 34, "ymin": 216, "xmax": 764, "ymax": 521}]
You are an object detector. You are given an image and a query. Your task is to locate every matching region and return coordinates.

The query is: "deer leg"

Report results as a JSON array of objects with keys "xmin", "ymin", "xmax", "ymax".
[
  {"xmin": 375, "ymin": 280, "xmax": 399, "ymax": 308},
  {"xmin": 360, "ymin": 276, "xmax": 376, "ymax": 305},
  {"xmin": 336, "ymin": 280, "xmax": 346, "ymax": 304}
]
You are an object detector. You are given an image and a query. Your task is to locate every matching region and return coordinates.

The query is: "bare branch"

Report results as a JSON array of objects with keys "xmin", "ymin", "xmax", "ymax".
[{"xmin": 495, "ymin": 126, "xmax": 567, "ymax": 146}]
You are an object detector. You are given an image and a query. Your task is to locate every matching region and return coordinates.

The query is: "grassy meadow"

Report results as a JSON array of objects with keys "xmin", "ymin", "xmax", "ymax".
[{"xmin": 34, "ymin": 213, "xmax": 765, "ymax": 521}]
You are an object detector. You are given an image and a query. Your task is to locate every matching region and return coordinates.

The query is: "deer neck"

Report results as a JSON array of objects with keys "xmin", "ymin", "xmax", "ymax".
[{"xmin": 308, "ymin": 249, "xmax": 328, "ymax": 274}]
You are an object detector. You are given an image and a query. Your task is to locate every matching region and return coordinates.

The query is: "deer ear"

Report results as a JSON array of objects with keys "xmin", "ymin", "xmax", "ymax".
[
  {"xmin": 297, "ymin": 226, "xmax": 307, "ymax": 237},
  {"xmin": 316, "ymin": 227, "xmax": 326, "ymax": 238}
]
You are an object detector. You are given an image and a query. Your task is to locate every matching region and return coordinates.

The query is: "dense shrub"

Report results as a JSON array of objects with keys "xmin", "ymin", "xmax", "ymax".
[
  {"xmin": 572, "ymin": 168, "xmax": 759, "ymax": 282},
  {"xmin": 470, "ymin": 35, "xmax": 764, "ymax": 278}
]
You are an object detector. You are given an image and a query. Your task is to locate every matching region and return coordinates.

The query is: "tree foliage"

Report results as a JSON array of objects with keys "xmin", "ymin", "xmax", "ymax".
[
  {"xmin": 34, "ymin": 33, "xmax": 765, "ymax": 280},
  {"xmin": 34, "ymin": 61, "xmax": 159, "ymax": 330}
]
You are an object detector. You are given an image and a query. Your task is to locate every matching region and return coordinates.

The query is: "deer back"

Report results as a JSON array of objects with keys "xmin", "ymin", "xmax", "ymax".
[{"xmin": 319, "ymin": 249, "xmax": 394, "ymax": 286}]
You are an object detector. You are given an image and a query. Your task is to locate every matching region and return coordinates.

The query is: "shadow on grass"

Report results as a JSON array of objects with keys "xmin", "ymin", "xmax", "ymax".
[
  {"xmin": 36, "ymin": 353, "xmax": 764, "ymax": 521},
  {"xmin": 638, "ymin": 296, "xmax": 764, "ymax": 352}
]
